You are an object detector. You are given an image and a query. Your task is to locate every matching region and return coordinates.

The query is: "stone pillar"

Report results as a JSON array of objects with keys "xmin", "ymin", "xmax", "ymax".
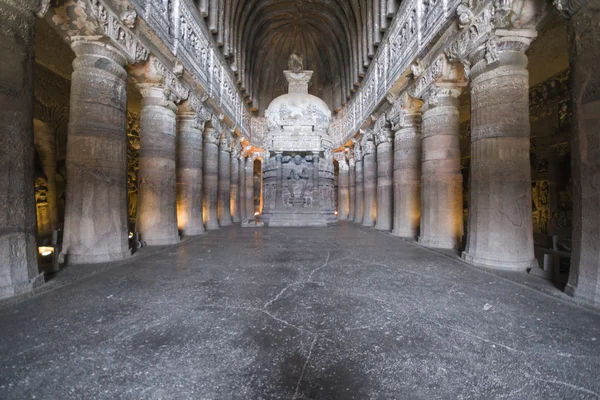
[
  {"xmin": 362, "ymin": 136, "xmax": 377, "ymax": 227},
  {"xmin": 419, "ymin": 88, "xmax": 464, "ymax": 249},
  {"xmin": 239, "ymin": 153, "xmax": 246, "ymax": 221},
  {"xmin": 375, "ymin": 120, "xmax": 394, "ymax": 231},
  {"xmin": 62, "ymin": 39, "xmax": 131, "ymax": 262},
  {"xmin": 231, "ymin": 142, "xmax": 241, "ymax": 223},
  {"xmin": 348, "ymin": 152, "xmax": 356, "ymax": 221},
  {"xmin": 462, "ymin": 31, "xmax": 537, "ymax": 270},
  {"xmin": 0, "ymin": 0, "xmax": 44, "ymax": 298},
  {"xmin": 392, "ymin": 97, "xmax": 423, "ymax": 239},
  {"xmin": 354, "ymin": 143, "xmax": 364, "ymax": 223},
  {"xmin": 312, "ymin": 153, "xmax": 320, "ymax": 209},
  {"xmin": 202, "ymin": 127, "xmax": 220, "ymax": 230},
  {"xmin": 245, "ymin": 155, "xmax": 255, "ymax": 222},
  {"xmin": 275, "ymin": 152, "xmax": 284, "ymax": 207},
  {"xmin": 136, "ymin": 84, "xmax": 180, "ymax": 245},
  {"xmin": 33, "ymin": 120, "xmax": 58, "ymax": 236},
  {"xmin": 335, "ymin": 153, "xmax": 350, "ymax": 220},
  {"xmin": 562, "ymin": 1, "xmax": 600, "ymax": 308},
  {"xmin": 218, "ymin": 133, "xmax": 232, "ymax": 226},
  {"xmin": 176, "ymin": 107, "xmax": 204, "ymax": 236}
]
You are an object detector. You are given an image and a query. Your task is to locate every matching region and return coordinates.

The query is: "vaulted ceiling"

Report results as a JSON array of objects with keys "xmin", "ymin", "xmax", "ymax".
[{"xmin": 196, "ymin": 0, "xmax": 399, "ymax": 114}]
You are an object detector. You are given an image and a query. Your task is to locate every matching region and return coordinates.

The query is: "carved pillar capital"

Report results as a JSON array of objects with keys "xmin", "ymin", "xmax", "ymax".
[{"xmin": 131, "ymin": 56, "xmax": 189, "ymax": 104}]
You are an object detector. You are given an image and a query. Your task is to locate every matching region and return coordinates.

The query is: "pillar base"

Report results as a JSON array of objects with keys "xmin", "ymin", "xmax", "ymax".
[
  {"xmin": 0, "ymin": 273, "xmax": 45, "ymax": 300},
  {"xmin": 375, "ymin": 223, "xmax": 391, "ymax": 231},
  {"xmin": 219, "ymin": 219, "xmax": 233, "ymax": 227},
  {"xmin": 565, "ymin": 284, "xmax": 600, "ymax": 309},
  {"xmin": 418, "ymin": 237, "xmax": 458, "ymax": 250},
  {"xmin": 143, "ymin": 236, "xmax": 180, "ymax": 246},
  {"xmin": 205, "ymin": 222, "xmax": 220, "ymax": 231},
  {"xmin": 461, "ymin": 251, "xmax": 537, "ymax": 272},
  {"xmin": 66, "ymin": 249, "xmax": 132, "ymax": 265},
  {"xmin": 362, "ymin": 220, "xmax": 375, "ymax": 228},
  {"xmin": 180, "ymin": 228, "xmax": 205, "ymax": 237},
  {"xmin": 392, "ymin": 229, "xmax": 417, "ymax": 239}
]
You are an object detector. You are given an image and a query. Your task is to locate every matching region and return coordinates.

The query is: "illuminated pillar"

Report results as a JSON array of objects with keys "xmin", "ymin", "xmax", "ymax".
[
  {"xmin": 176, "ymin": 106, "xmax": 204, "ymax": 236},
  {"xmin": 419, "ymin": 87, "xmax": 463, "ymax": 250},
  {"xmin": 375, "ymin": 122, "xmax": 394, "ymax": 231},
  {"xmin": 0, "ymin": 0, "xmax": 44, "ymax": 297},
  {"xmin": 275, "ymin": 152, "xmax": 284, "ymax": 207},
  {"xmin": 463, "ymin": 31, "xmax": 537, "ymax": 270},
  {"xmin": 231, "ymin": 142, "xmax": 241, "ymax": 223},
  {"xmin": 136, "ymin": 84, "xmax": 180, "ymax": 245},
  {"xmin": 245, "ymin": 155, "xmax": 255, "ymax": 222},
  {"xmin": 239, "ymin": 152, "xmax": 246, "ymax": 221},
  {"xmin": 392, "ymin": 95, "xmax": 423, "ymax": 239},
  {"xmin": 202, "ymin": 126, "xmax": 220, "ymax": 230},
  {"xmin": 362, "ymin": 135, "xmax": 377, "ymax": 227},
  {"xmin": 63, "ymin": 39, "xmax": 132, "ymax": 261},
  {"xmin": 218, "ymin": 133, "xmax": 232, "ymax": 226}
]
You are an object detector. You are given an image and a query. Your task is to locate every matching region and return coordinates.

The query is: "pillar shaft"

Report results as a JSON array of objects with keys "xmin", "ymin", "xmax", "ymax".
[
  {"xmin": 564, "ymin": 2, "xmax": 600, "ymax": 308},
  {"xmin": 463, "ymin": 37, "xmax": 536, "ymax": 270},
  {"xmin": 63, "ymin": 40, "xmax": 131, "ymax": 262},
  {"xmin": 33, "ymin": 120, "xmax": 59, "ymax": 237},
  {"xmin": 354, "ymin": 160, "xmax": 364, "ymax": 223},
  {"xmin": 218, "ymin": 136, "xmax": 232, "ymax": 226},
  {"xmin": 392, "ymin": 112, "xmax": 422, "ymax": 238},
  {"xmin": 202, "ymin": 127, "xmax": 220, "ymax": 230},
  {"xmin": 338, "ymin": 162, "xmax": 350, "ymax": 220},
  {"xmin": 0, "ymin": 0, "xmax": 43, "ymax": 298},
  {"xmin": 375, "ymin": 131, "xmax": 393, "ymax": 231},
  {"xmin": 136, "ymin": 85, "xmax": 180, "ymax": 245},
  {"xmin": 231, "ymin": 148, "xmax": 241, "ymax": 223},
  {"xmin": 348, "ymin": 157, "xmax": 356, "ymax": 221},
  {"xmin": 245, "ymin": 156, "xmax": 255, "ymax": 221},
  {"xmin": 313, "ymin": 154, "xmax": 320, "ymax": 209},
  {"xmin": 362, "ymin": 141, "xmax": 377, "ymax": 227},
  {"xmin": 176, "ymin": 112, "xmax": 204, "ymax": 236},
  {"xmin": 275, "ymin": 153, "xmax": 283, "ymax": 207},
  {"xmin": 419, "ymin": 90, "xmax": 463, "ymax": 249},
  {"xmin": 239, "ymin": 155, "xmax": 246, "ymax": 221}
]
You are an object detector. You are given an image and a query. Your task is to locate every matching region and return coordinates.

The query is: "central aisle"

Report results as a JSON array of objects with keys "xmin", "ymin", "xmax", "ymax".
[{"xmin": 1, "ymin": 223, "xmax": 599, "ymax": 399}]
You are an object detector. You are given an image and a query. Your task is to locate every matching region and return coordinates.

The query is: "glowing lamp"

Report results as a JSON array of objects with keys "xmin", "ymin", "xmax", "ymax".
[{"xmin": 38, "ymin": 246, "xmax": 54, "ymax": 257}]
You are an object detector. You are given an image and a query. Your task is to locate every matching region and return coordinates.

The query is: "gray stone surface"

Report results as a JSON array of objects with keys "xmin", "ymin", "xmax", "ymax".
[
  {"xmin": 231, "ymin": 143, "xmax": 242, "ymax": 223},
  {"xmin": 63, "ymin": 40, "xmax": 132, "ymax": 262},
  {"xmin": 1, "ymin": 223, "xmax": 599, "ymax": 399},
  {"xmin": 0, "ymin": 0, "xmax": 44, "ymax": 298}
]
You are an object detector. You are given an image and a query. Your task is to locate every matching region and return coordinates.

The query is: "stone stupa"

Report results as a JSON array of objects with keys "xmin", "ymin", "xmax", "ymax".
[{"xmin": 261, "ymin": 54, "xmax": 336, "ymax": 227}]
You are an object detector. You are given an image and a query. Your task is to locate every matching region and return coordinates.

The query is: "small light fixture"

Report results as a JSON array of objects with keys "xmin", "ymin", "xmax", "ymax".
[
  {"xmin": 38, "ymin": 246, "xmax": 54, "ymax": 257},
  {"xmin": 334, "ymin": 211, "xmax": 339, "ymax": 215},
  {"xmin": 129, "ymin": 232, "xmax": 134, "ymax": 239},
  {"xmin": 254, "ymin": 212, "xmax": 259, "ymax": 216}
]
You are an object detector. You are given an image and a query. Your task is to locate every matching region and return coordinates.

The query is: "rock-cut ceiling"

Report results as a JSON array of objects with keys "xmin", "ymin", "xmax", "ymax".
[{"xmin": 197, "ymin": 0, "xmax": 400, "ymax": 114}]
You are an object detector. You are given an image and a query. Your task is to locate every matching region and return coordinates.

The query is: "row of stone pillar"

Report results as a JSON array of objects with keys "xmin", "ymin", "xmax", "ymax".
[
  {"xmin": 338, "ymin": 42, "xmax": 537, "ymax": 273},
  {"xmin": 0, "ymin": 22, "xmax": 256, "ymax": 297}
]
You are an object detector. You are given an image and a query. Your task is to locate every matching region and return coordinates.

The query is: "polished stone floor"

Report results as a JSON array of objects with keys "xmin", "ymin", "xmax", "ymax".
[{"xmin": 1, "ymin": 223, "xmax": 599, "ymax": 399}]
